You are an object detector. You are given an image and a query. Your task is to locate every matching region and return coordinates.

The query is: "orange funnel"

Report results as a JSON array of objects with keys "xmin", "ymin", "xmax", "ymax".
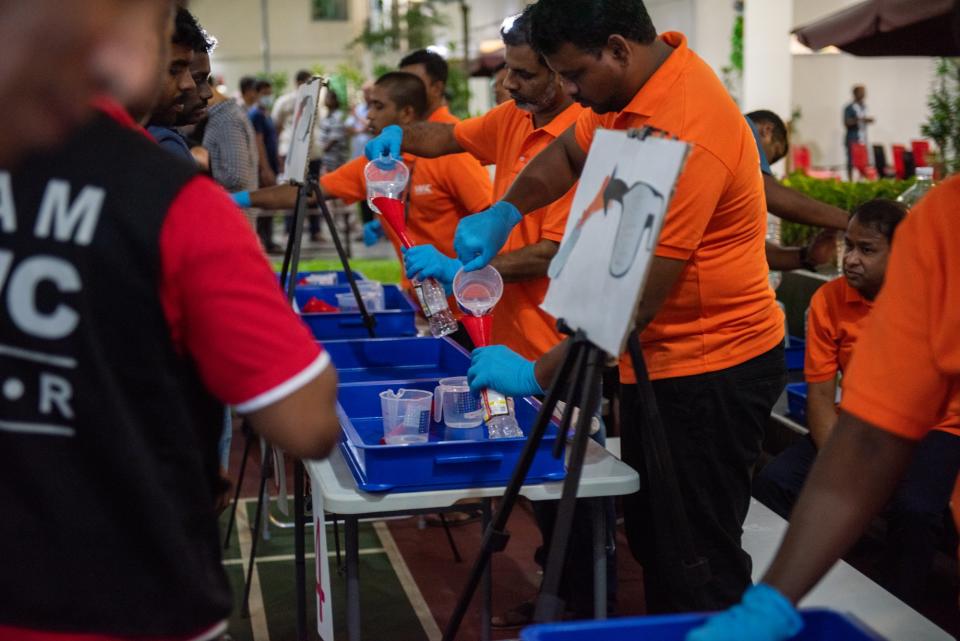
[
  {"xmin": 461, "ymin": 314, "xmax": 493, "ymax": 348},
  {"xmin": 372, "ymin": 197, "xmax": 412, "ymax": 248}
]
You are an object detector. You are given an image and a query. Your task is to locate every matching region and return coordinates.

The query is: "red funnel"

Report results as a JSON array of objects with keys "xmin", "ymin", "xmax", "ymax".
[
  {"xmin": 461, "ymin": 314, "xmax": 493, "ymax": 348},
  {"xmin": 372, "ymin": 197, "xmax": 413, "ymax": 248}
]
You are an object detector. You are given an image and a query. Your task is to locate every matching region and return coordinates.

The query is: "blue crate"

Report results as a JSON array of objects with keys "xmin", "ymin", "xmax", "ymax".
[
  {"xmin": 297, "ymin": 285, "xmax": 416, "ymax": 340},
  {"xmin": 785, "ymin": 335, "xmax": 805, "ymax": 371},
  {"xmin": 324, "ymin": 336, "xmax": 471, "ymax": 384},
  {"xmin": 786, "ymin": 382, "xmax": 808, "ymax": 425},
  {"xmin": 336, "ymin": 379, "xmax": 566, "ymax": 493},
  {"xmin": 277, "ymin": 270, "xmax": 367, "ymax": 289},
  {"xmin": 521, "ymin": 609, "xmax": 886, "ymax": 641}
]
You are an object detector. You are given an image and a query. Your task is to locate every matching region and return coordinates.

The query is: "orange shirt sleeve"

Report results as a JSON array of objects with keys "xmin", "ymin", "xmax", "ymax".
[
  {"xmin": 574, "ymin": 108, "xmax": 604, "ymax": 152},
  {"xmin": 804, "ymin": 285, "xmax": 839, "ymax": 384},
  {"xmin": 439, "ymin": 153, "xmax": 494, "ymax": 215},
  {"xmin": 654, "ymin": 145, "xmax": 730, "ymax": 260},
  {"xmin": 453, "ymin": 107, "xmax": 503, "ymax": 166},
  {"xmin": 319, "ymin": 156, "xmax": 367, "ymax": 204},
  {"xmin": 841, "ymin": 184, "xmax": 959, "ymax": 440}
]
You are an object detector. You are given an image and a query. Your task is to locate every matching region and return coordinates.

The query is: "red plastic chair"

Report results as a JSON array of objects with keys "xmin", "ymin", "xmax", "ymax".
[
  {"xmin": 911, "ymin": 140, "xmax": 931, "ymax": 167},
  {"xmin": 850, "ymin": 143, "xmax": 877, "ymax": 180},
  {"xmin": 892, "ymin": 145, "xmax": 907, "ymax": 179},
  {"xmin": 792, "ymin": 145, "xmax": 811, "ymax": 174}
]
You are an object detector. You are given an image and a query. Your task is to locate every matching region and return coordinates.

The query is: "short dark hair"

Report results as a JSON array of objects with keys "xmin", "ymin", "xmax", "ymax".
[
  {"xmin": 851, "ymin": 198, "xmax": 907, "ymax": 242},
  {"xmin": 399, "ymin": 49, "xmax": 448, "ymax": 85},
  {"xmin": 239, "ymin": 76, "xmax": 258, "ymax": 95},
  {"xmin": 172, "ymin": 7, "xmax": 215, "ymax": 54},
  {"xmin": 375, "ymin": 71, "xmax": 428, "ymax": 118},
  {"xmin": 530, "ymin": 0, "xmax": 658, "ymax": 56},
  {"xmin": 746, "ymin": 109, "xmax": 789, "ymax": 158},
  {"xmin": 295, "ymin": 69, "xmax": 312, "ymax": 84},
  {"xmin": 255, "ymin": 79, "xmax": 272, "ymax": 92}
]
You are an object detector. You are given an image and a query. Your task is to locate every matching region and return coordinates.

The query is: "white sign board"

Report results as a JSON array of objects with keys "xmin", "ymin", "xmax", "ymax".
[
  {"xmin": 282, "ymin": 78, "xmax": 323, "ymax": 184},
  {"xmin": 541, "ymin": 129, "xmax": 690, "ymax": 356}
]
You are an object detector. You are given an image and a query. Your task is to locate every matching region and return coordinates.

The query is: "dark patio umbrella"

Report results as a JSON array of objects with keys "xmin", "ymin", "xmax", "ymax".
[{"xmin": 793, "ymin": 0, "xmax": 960, "ymax": 56}]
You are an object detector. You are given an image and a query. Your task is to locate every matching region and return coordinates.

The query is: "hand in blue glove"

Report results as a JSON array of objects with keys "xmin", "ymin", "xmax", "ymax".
[
  {"xmin": 454, "ymin": 201, "xmax": 522, "ymax": 271},
  {"xmin": 686, "ymin": 584, "xmax": 803, "ymax": 641},
  {"xmin": 363, "ymin": 219, "xmax": 384, "ymax": 247},
  {"xmin": 364, "ymin": 124, "xmax": 403, "ymax": 164},
  {"xmin": 468, "ymin": 345, "xmax": 543, "ymax": 397},
  {"xmin": 403, "ymin": 244, "xmax": 462, "ymax": 286}
]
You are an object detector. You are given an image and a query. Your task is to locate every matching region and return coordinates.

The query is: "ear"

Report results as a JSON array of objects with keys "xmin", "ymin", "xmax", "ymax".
[
  {"xmin": 606, "ymin": 35, "xmax": 632, "ymax": 67},
  {"xmin": 397, "ymin": 105, "xmax": 417, "ymax": 125}
]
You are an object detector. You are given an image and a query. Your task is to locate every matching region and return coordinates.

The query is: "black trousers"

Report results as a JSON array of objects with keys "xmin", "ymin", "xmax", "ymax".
[
  {"xmin": 754, "ymin": 429, "xmax": 960, "ymax": 603},
  {"xmin": 620, "ymin": 344, "xmax": 786, "ymax": 613}
]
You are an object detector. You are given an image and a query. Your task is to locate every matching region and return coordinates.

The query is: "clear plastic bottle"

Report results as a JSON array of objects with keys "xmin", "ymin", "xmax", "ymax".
[
  {"xmin": 896, "ymin": 167, "xmax": 936, "ymax": 208},
  {"xmin": 412, "ymin": 277, "xmax": 458, "ymax": 337},
  {"xmin": 483, "ymin": 392, "xmax": 523, "ymax": 439}
]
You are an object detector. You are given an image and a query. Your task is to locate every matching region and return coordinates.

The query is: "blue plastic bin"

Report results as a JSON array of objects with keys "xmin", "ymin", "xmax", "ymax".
[
  {"xmin": 336, "ymin": 379, "xmax": 566, "ymax": 493},
  {"xmin": 297, "ymin": 284, "xmax": 416, "ymax": 340},
  {"xmin": 520, "ymin": 609, "xmax": 886, "ymax": 640},
  {"xmin": 323, "ymin": 336, "xmax": 472, "ymax": 384},
  {"xmin": 785, "ymin": 335, "xmax": 805, "ymax": 371},
  {"xmin": 786, "ymin": 382, "xmax": 808, "ymax": 425},
  {"xmin": 277, "ymin": 270, "xmax": 366, "ymax": 289}
]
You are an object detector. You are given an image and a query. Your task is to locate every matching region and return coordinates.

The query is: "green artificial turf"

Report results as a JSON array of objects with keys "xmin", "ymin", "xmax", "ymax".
[{"xmin": 275, "ymin": 258, "xmax": 402, "ymax": 284}]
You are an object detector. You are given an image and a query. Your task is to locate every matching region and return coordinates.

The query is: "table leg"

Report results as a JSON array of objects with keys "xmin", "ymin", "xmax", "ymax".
[
  {"xmin": 592, "ymin": 498, "xmax": 607, "ymax": 620},
  {"xmin": 346, "ymin": 516, "xmax": 361, "ymax": 641},
  {"xmin": 481, "ymin": 498, "xmax": 492, "ymax": 641}
]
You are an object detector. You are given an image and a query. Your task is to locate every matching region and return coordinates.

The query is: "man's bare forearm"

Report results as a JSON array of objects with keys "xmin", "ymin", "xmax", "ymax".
[
  {"xmin": 502, "ymin": 128, "xmax": 584, "ymax": 216},
  {"xmin": 761, "ymin": 412, "xmax": 916, "ymax": 602},
  {"xmin": 765, "ymin": 241, "xmax": 802, "ymax": 271},
  {"xmin": 490, "ymin": 239, "xmax": 559, "ymax": 283},
  {"xmin": 766, "ymin": 176, "xmax": 848, "ymax": 230},
  {"xmin": 806, "ymin": 379, "xmax": 838, "ymax": 448},
  {"xmin": 401, "ymin": 122, "xmax": 463, "ymax": 157}
]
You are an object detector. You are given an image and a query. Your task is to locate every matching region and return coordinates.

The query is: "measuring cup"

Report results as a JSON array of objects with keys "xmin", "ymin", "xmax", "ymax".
[
  {"xmin": 365, "ymin": 158, "xmax": 409, "ymax": 212},
  {"xmin": 433, "ymin": 376, "xmax": 483, "ymax": 428},
  {"xmin": 452, "ymin": 265, "xmax": 503, "ymax": 317},
  {"xmin": 379, "ymin": 389, "xmax": 432, "ymax": 444}
]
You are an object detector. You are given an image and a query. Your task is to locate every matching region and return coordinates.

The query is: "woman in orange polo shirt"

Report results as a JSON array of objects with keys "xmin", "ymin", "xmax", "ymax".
[{"xmin": 753, "ymin": 198, "xmax": 960, "ymax": 605}]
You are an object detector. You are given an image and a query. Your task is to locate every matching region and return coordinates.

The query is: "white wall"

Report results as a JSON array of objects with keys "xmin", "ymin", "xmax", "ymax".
[
  {"xmin": 190, "ymin": 0, "xmax": 368, "ymax": 94},
  {"xmin": 743, "ymin": 0, "xmax": 793, "ymax": 118}
]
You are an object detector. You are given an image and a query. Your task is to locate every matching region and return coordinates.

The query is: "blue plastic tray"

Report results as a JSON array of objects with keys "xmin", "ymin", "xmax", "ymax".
[
  {"xmin": 521, "ymin": 609, "xmax": 886, "ymax": 640},
  {"xmin": 297, "ymin": 284, "xmax": 416, "ymax": 340},
  {"xmin": 323, "ymin": 336, "xmax": 471, "ymax": 384},
  {"xmin": 278, "ymin": 270, "xmax": 367, "ymax": 289},
  {"xmin": 786, "ymin": 382, "xmax": 808, "ymax": 424},
  {"xmin": 785, "ymin": 335, "xmax": 805, "ymax": 371},
  {"xmin": 336, "ymin": 379, "xmax": 566, "ymax": 493}
]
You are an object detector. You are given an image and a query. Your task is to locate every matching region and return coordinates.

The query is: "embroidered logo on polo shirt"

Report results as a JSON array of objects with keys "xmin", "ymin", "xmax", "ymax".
[{"xmin": 413, "ymin": 183, "xmax": 433, "ymax": 195}]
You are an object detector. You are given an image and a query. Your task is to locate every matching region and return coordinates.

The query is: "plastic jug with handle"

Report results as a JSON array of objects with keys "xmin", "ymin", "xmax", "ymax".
[
  {"xmin": 379, "ymin": 388, "xmax": 433, "ymax": 444},
  {"xmin": 433, "ymin": 376, "xmax": 484, "ymax": 429}
]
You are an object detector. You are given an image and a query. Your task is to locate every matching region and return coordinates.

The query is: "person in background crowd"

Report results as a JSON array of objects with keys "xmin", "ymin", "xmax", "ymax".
[
  {"xmin": 754, "ymin": 198, "xmax": 960, "ymax": 606},
  {"xmin": 305, "ymin": 88, "xmax": 351, "ymax": 242},
  {"xmin": 177, "ymin": 20, "xmax": 216, "ymax": 167},
  {"xmin": 367, "ymin": 8, "xmax": 609, "ymax": 624},
  {"xmin": 688, "ymin": 179, "xmax": 960, "ymax": 641},
  {"xmin": 492, "ymin": 63, "xmax": 511, "ymax": 105},
  {"xmin": 346, "ymin": 81, "xmax": 377, "ymax": 225},
  {"xmin": 744, "ymin": 109, "xmax": 847, "ymax": 272},
  {"xmin": 145, "ymin": 7, "xmax": 202, "ymax": 160},
  {"xmin": 400, "ymin": 48, "xmax": 459, "ymax": 124},
  {"xmin": 843, "ymin": 84, "xmax": 873, "ymax": 181},
  {"xmin": 273, "ymin": 69, "xmax": 313, "ymax": 166},
  {"xmin": 203, "ymin": 83, "xmax": 259, "ymax": 196},
  {"xmin": 241, "ymin": 76, "xmax": 282, "ymax": 251},
  {"xmin": 454, "ymin": 0, "xmax": 786, "ymax": 613},
  {"xmin": 0, "ymin": 1, "xmax": 340, "ymax": 639},
  {"xmin": 0, "ymin": 0, "xmax": 127, "ymax": 167}
]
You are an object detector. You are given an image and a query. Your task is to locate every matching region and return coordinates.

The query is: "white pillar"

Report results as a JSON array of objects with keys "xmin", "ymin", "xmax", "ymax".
[{"xmin": 743, "ymin": 0, "xmax": 793, "ymax": 119}]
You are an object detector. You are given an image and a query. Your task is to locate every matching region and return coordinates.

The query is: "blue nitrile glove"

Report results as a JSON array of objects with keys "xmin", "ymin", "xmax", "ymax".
[
  {"xmin": 403, "ymin": 244, "xmax": 462, "ymax": 286},
  {"xmin": 468, "ymin": 345, "xmax": 543, "ymax": 397},
  {"xmin": 231, "ymin": 190, "xmax": 252, "ymax": 208},
  {"xmin": 363, "ymin": 219, "xmax": 383, "ymax": 246},
  {"xmin": 686, "ymin": 584, "xmax": 803, "ymax": 641},
  {"xmin": 454, "ymin": 201, "xmax": 522, "ymax": 271},
  {"xmin": 365, "ymin": 124, "xmax": 403, "ymax": 164}
]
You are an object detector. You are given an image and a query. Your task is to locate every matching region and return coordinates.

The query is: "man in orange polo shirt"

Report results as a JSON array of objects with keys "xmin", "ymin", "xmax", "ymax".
[
  {"xmin": 753, "ymin": 199, "xmax": 960, "ymax": 605},
  {"xmin": 454, "ymin": 0, "xmax": 786, "ymax": 612},
  {"xmin": 319, "ymin": 72, "xmax": 491, "ymax": 300},
  {"xmin": 399, "ymin": 49, "xmax": 460, "ymax": 125},
  {"xmin": 688, "ymin": 179, "xmax": 960, "ymax": 641}
]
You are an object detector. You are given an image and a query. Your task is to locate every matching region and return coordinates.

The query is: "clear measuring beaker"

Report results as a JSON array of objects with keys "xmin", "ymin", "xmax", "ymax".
[
  {"xmin": 379, "ymin": 388, "xmax": 432, "ymax": 444},
  {"xmin": 452, "ymin": 265, "xmax": 503, "ymax": 317},
  {"xmin": 364, "ymin": 157, "xmax": 409, "ymax": 213},
  {"xmin": 433, "ymin": 376, "xmax": 483, "ymax": 428}
]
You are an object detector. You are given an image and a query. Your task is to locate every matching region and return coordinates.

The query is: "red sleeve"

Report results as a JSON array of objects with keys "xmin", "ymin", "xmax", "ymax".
[{"xmin": 159, "ymin": 176, "xmax": 329, "ymax": 412}]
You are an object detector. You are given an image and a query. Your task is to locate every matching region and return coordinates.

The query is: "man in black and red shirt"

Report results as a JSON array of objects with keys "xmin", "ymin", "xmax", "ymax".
[{"xmin": 0, "ymin": 3, "xmax": 340, "ymax": 640}]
